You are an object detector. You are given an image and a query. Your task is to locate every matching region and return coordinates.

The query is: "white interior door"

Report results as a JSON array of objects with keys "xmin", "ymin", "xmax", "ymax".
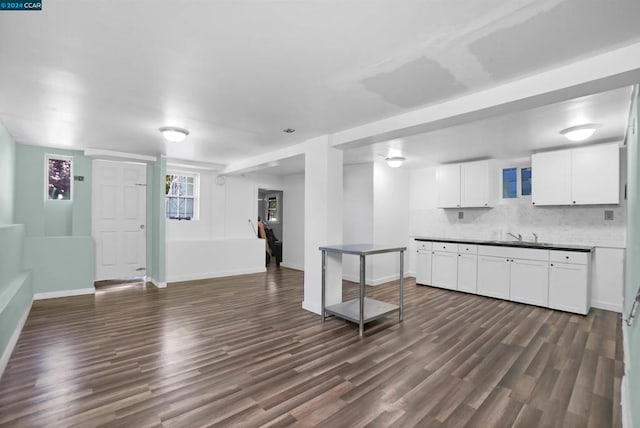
[{"xmin": 92, "ymin": 160, "xmax": 147, "ymax": 280}]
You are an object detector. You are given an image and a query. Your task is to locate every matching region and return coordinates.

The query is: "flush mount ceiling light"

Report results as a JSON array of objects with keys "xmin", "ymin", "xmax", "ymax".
[
  {"xmin": 283, "ymin": 128, "xmax": 296, "ymax": 133},
  {"xmin": 159, "ymin": 126, "xmax": 189, "ymax": 143},
  {"xmin": 385, "ymin": 156, "xmax": 406, "ymax": 168},
  {"xmin": 559, "ymin": 124, "xmax": 601, "ymax": 142}
]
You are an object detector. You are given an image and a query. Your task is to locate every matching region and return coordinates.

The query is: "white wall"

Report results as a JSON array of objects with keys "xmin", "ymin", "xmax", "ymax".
[
  {"xmin": 165, "ymin": 173, "xmax": 274, "ymax": 283},
  {"xmin": 281, "ymin": 173, "xmax": 305, "ymax": 270},
  {"xmin": 372, "ymin": 162, "xmax": 411, "ymax": 284},
  {"xmin": 342, "ymin": 164, "xmax": 374, "ymax": 282},
  {"xmin": 409, "ymin": 156, "xmax": 626, "ymax": 311}
]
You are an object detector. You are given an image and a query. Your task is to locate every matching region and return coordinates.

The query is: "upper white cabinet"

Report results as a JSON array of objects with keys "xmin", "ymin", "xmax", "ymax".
[
  {"xmin": 532, "ymin": 143, "xmax": 619, "ymax": 206},
  {"xmin": 571, "ymin": 143, "xmax": 620, "ymax": 205},
  {"xmin": 437, "ymin": 160, "xmax": 495, "ymax": 208},
  {"xmin": 436, "ymin": 164, "xmax": 461, "ymax": 208}
]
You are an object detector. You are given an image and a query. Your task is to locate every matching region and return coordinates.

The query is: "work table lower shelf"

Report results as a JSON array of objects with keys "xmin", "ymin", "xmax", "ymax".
[{"xmin": 325, "ymin": 297, "xmax": 399, "ymax": 324}]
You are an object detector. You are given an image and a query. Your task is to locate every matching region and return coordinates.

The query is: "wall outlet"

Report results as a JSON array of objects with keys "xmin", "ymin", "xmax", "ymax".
[
  {"xmin": 604, "ymin": 210, "xmax": 614, "ymax": 221},
  {"xmin": 458, "ymin": 211, "xmax": 464, "ymax": 220}
]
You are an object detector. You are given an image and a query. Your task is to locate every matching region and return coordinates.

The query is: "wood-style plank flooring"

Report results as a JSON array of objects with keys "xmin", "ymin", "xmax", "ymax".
[{"xmin": 0, "ymin": 266, "xmax": 623, "ymax": 427}]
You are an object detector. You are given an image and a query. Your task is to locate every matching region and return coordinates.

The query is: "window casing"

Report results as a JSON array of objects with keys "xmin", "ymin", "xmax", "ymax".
[{"xmin": 165, "ymin": 172, "xmax": 199, "ymax": 220}]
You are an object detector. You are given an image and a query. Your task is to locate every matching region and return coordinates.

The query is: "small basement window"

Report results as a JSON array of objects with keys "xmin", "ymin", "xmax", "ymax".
[
  {"xmin": 165, "ymin": 172, "xmax": 199, "ymax": 220},
  {"xmin": 46, "ymin": 155, "xmax": 72, "ymax": 201},
  {"xmin": 502, "ymin": 167, "xmax": 517, "ymax": 198},
  {"xmin": 521, "ymin": 167, "xmax": 532, "ymax": 196}
]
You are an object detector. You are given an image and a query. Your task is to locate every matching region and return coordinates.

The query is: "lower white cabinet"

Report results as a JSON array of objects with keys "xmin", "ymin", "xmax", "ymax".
[
  {"xmin": 416, "ymin": 251, "xmax": 432, "ymax": 285},
  {"xmin": 510, "ymin": 259, "xmax": 549, "ymax": 306},
  {"xmin": 549, "ymin": 262, "xmax": 589, "ymax": 315},
  {"xmin": 477, "ymin": 255, "xmax": 510, "ymax": 299},
  {"xmin": 457, "ymin": 253, "xmax": 478, "ymax": 293},
  {"xmin": 431, "ymin": 251, "xmax": 458, "ymax": 290}
]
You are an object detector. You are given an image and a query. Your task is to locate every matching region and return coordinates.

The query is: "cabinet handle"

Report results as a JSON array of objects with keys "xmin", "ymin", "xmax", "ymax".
[
  {"xmin": 532, "ymin": 202, "xmax": 536, "ymax": 205},
  {"xmin": 573, "ymin": 201, "xmax": 576, "ymax": 204},
  {"xmin": 565, "ymin": 256, "xmax": 569, "ymax": 259},
  {"xmin": 550, "ymin": 263, "xmax": 554, "ymax": 267},
  {"xmin": 458, "ymin": 254, "xmax": 461, "ymax": 257}
]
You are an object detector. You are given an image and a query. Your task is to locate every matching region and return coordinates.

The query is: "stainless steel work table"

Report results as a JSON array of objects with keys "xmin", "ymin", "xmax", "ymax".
[{"xmin": 319, "ymin": 244, "xmax": 406, "ymax": 337}]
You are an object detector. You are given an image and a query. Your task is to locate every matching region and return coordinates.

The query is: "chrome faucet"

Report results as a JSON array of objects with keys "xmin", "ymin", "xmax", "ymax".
[
  {"xmin": 507, "ymin": 232, "xmax": 522, "ymax": 242},
  {"xmin": 532, "ymin": 233, "xmax": 539, "ymax": 243}
]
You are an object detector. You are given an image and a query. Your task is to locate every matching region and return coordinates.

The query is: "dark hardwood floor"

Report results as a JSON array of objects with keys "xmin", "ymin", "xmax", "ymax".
[{"xmin": 0, "ymin": 267, "xmax": 623, "ymax": 427}]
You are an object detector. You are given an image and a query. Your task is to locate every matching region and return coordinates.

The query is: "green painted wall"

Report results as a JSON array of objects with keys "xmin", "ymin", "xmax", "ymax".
[
  {"xmin": 14, "ymin": 145, "xmax": 91, "ymax": 237},
  {"xmin": 24, "ymin": 236, "xmax": 94, "ymax": 293},
  {"xmin": 0, "ymin": 126, "xmax": 32, "ymax": 374},
  {"xmin": 0, "ymin": 124, "xmax": 16, "ymax": 224},
  {"xmin": 625, "ymin": 86, "xmax": 640, "ymax": 425},
  {"xmin": 147, "ymin": 156, "xmax": 166, "ymax": 283}
]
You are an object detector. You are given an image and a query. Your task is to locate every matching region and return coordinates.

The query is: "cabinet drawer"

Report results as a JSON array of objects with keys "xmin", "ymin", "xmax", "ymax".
[
  {"xmin": 432, "ymin": 242, "xmax": 458, "ymax": 253},
  {"xmin": 415, "ymin": 241, "xmax": 432, "ymax": 251},
  {"xmin": 478, "ymin": 245, "xmax": 549, "ymax": 261},
  {"xmin": 549, "ymin": 250, "xmax": 590, "ymax": 265},
  {"xmin": 458, "ymin": 244, "xmax": 478, "ymax": 254}
]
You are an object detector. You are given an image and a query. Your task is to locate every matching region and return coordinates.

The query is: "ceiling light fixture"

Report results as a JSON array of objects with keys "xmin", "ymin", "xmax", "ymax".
[
  {"xmin": 283, "ymin": 128, "xmax": 296, "ymax": 133},
  {"xmin": 559, "ymin": 124, "xmax": 601, "ymax": 142},
  {"xmin": 385, "ymin": 156, "xmax": 406, "ymax": 168},
  {"xmin": 159, "ymin": 126, "xmax": 189, "ymax": 143}
]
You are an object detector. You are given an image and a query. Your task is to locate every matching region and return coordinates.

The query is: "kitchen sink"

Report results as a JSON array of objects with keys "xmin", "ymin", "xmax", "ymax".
[{"xmin": 489, "ymin": 240, "xmax": 554, "ymax": 247}]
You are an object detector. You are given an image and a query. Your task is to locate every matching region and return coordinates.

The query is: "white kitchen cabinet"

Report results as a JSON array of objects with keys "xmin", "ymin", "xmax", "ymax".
[
  {"xmin": 531, "ymin": 149, "xmax": 571, "ymax": 206},
  {"xmin": 461, "ymin": 160, "xmax": 495, "ymax": 207},
  {"xmin": 549, "ymin": 251, "xmax": 590, "ymax": 315},
  {"xmin": 477, "ymin": 255, "xmax": 510, "ymax": 299},
  {"xmin": 416, "ymin": 242, "xmax": 432, "ymax": 286},
  {"xmin": 431, "ymin": 250, "xmax": 458, "ymax": 290},
  {"xmin": 437, "ymin": 160, "xmax": 495, "ymax": 208},
  {"xmin": 436, "ymin": 164, "xmax": 461, "ymax": 208},
  {"xmin": 510, "ymin": 258, "xmax": 549, "ymax": 307},
  {"xmin": 532, "ymin": 143, "xmax": 620, "ymax": 206},
  {"xmin": 571, "ymin": 143, "xmax": 619, "ymax": 205},
  {"xmin": 457, "ymin": 253, "xmax": 477, "ymax": 293}
]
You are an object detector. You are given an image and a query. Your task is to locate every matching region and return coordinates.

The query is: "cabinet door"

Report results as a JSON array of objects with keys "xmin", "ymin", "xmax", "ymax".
[
  {"xmin": 436, "ymin": 164, "xmax": 461, "ymax": 208},
  {"xmin": 416, "ymin": 251, "xmax": 432, "ymax": 286},
  {"xmin": 531, "ymin": 149, "xmax": 571, "ymax": 206},
  {"xmin": 457, "ymin": 253, "xmax": 477, "ymax": 293},
  {"xmin": 510, "ymin": 258, "xmax": 549, "ymax": 307},
  {"xmin": 571, "ymin": 143, "xmax": 619, "ymax": 205},
  {"xmin": 461, "ymin": 160, "xmax": 491, "ymax": 207},
  {"xmin": 431, "ymin": 251, "xmax": 458, "ymax": 290},
  {"xmin": 549, "ymin": 262, "xmax": 589, "ymax": 314},
  {"xmin": 477, "ymin": 255, "xmax": 510, "ymax": 299}
]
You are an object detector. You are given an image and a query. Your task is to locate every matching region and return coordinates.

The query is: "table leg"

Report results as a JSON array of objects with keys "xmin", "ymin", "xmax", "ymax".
[
  {"xmin": 399, "ymin": 250, "xmax": 404, "ymax": 322},
  {"xmin": 359, "ymin": 254, "xmax": 365, "ymax": 337},
  {"xmin": 321, "ymin": 250, "xmax": 326, "ymax": 322}
]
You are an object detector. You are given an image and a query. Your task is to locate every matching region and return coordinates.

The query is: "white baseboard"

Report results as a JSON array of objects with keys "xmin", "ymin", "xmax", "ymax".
[
  {"xmin": 591, "ymin": 300, "xmax": 623, "ymax": 313},
  {"xmin": 146, "ymin": 277, "xmax": 167, "ymax": 288},
  {"xmin": 34, "ymin": 288, "xmax": 95, "ymax": 300},
  {"xmin": 0, "ymin": 300, "xmax": 32, "ymax": 381},
  {"xmin": 621, "ymin": 324, "xmax": 632, "ymax": 428},
  {"xmin": 167, "ymin": 267, "xmax": 267, "ymax": 284},
  {"xmin": 280, "ymin": 263, "xmax": 303, "ymax": 271},
  {"xmin": 302, "ymin": 300, "xmax": 321, "ymax": 315}
]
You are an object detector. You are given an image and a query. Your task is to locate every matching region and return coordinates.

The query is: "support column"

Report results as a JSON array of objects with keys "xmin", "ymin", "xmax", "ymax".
[{"xmin": 302, "ymin": 136, "xmax": 343, "ymax": 314}]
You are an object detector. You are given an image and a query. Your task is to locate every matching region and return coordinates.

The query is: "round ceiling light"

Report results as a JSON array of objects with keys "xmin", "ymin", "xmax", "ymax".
[
  {"xmin": 559, "ymin": 124, "xmax": 601, "ymax": 142},
  {"xmin": 159, "ymin": 126, "xmax": 189, "ymax": 143},
  {"xmin": 385, "ymin": 156, "xmax": 406, "ymax": 168}
]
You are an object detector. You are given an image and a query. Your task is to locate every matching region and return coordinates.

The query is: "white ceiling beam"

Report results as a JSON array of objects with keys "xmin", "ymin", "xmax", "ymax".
[{"xmin": 331, "ymin": 42, "xmax": 640, "ymax": 149}]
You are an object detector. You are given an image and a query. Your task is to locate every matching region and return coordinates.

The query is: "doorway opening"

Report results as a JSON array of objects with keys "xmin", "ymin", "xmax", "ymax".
[{"xmin": 258, "ymin": 189, "xmax": 283, "ymax": 268}]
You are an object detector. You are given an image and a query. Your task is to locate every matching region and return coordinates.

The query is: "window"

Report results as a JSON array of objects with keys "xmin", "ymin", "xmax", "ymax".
[
  {"xmin": 46, "ymin": 156, "xmax": 72, "ymax": 201},
  {"xmin": 266, "ymin": 196, "xmax": 278, "ymax": 222},
  {"xmin": 165, "ymin": 173, "xmax": 199, "ymax": 220},
  {"xmin": 502, "ymin": 168, "xmax": 517, "ymax": 198},
  {"xmin": 521, "ymin": 167, "xmax": 532, "ymax": 196}
]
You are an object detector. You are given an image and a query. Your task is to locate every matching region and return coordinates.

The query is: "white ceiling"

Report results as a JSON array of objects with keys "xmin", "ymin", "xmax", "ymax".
[{"xmin": 1, "ymin": 1, "xmax": 640, "ymax": 166}]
